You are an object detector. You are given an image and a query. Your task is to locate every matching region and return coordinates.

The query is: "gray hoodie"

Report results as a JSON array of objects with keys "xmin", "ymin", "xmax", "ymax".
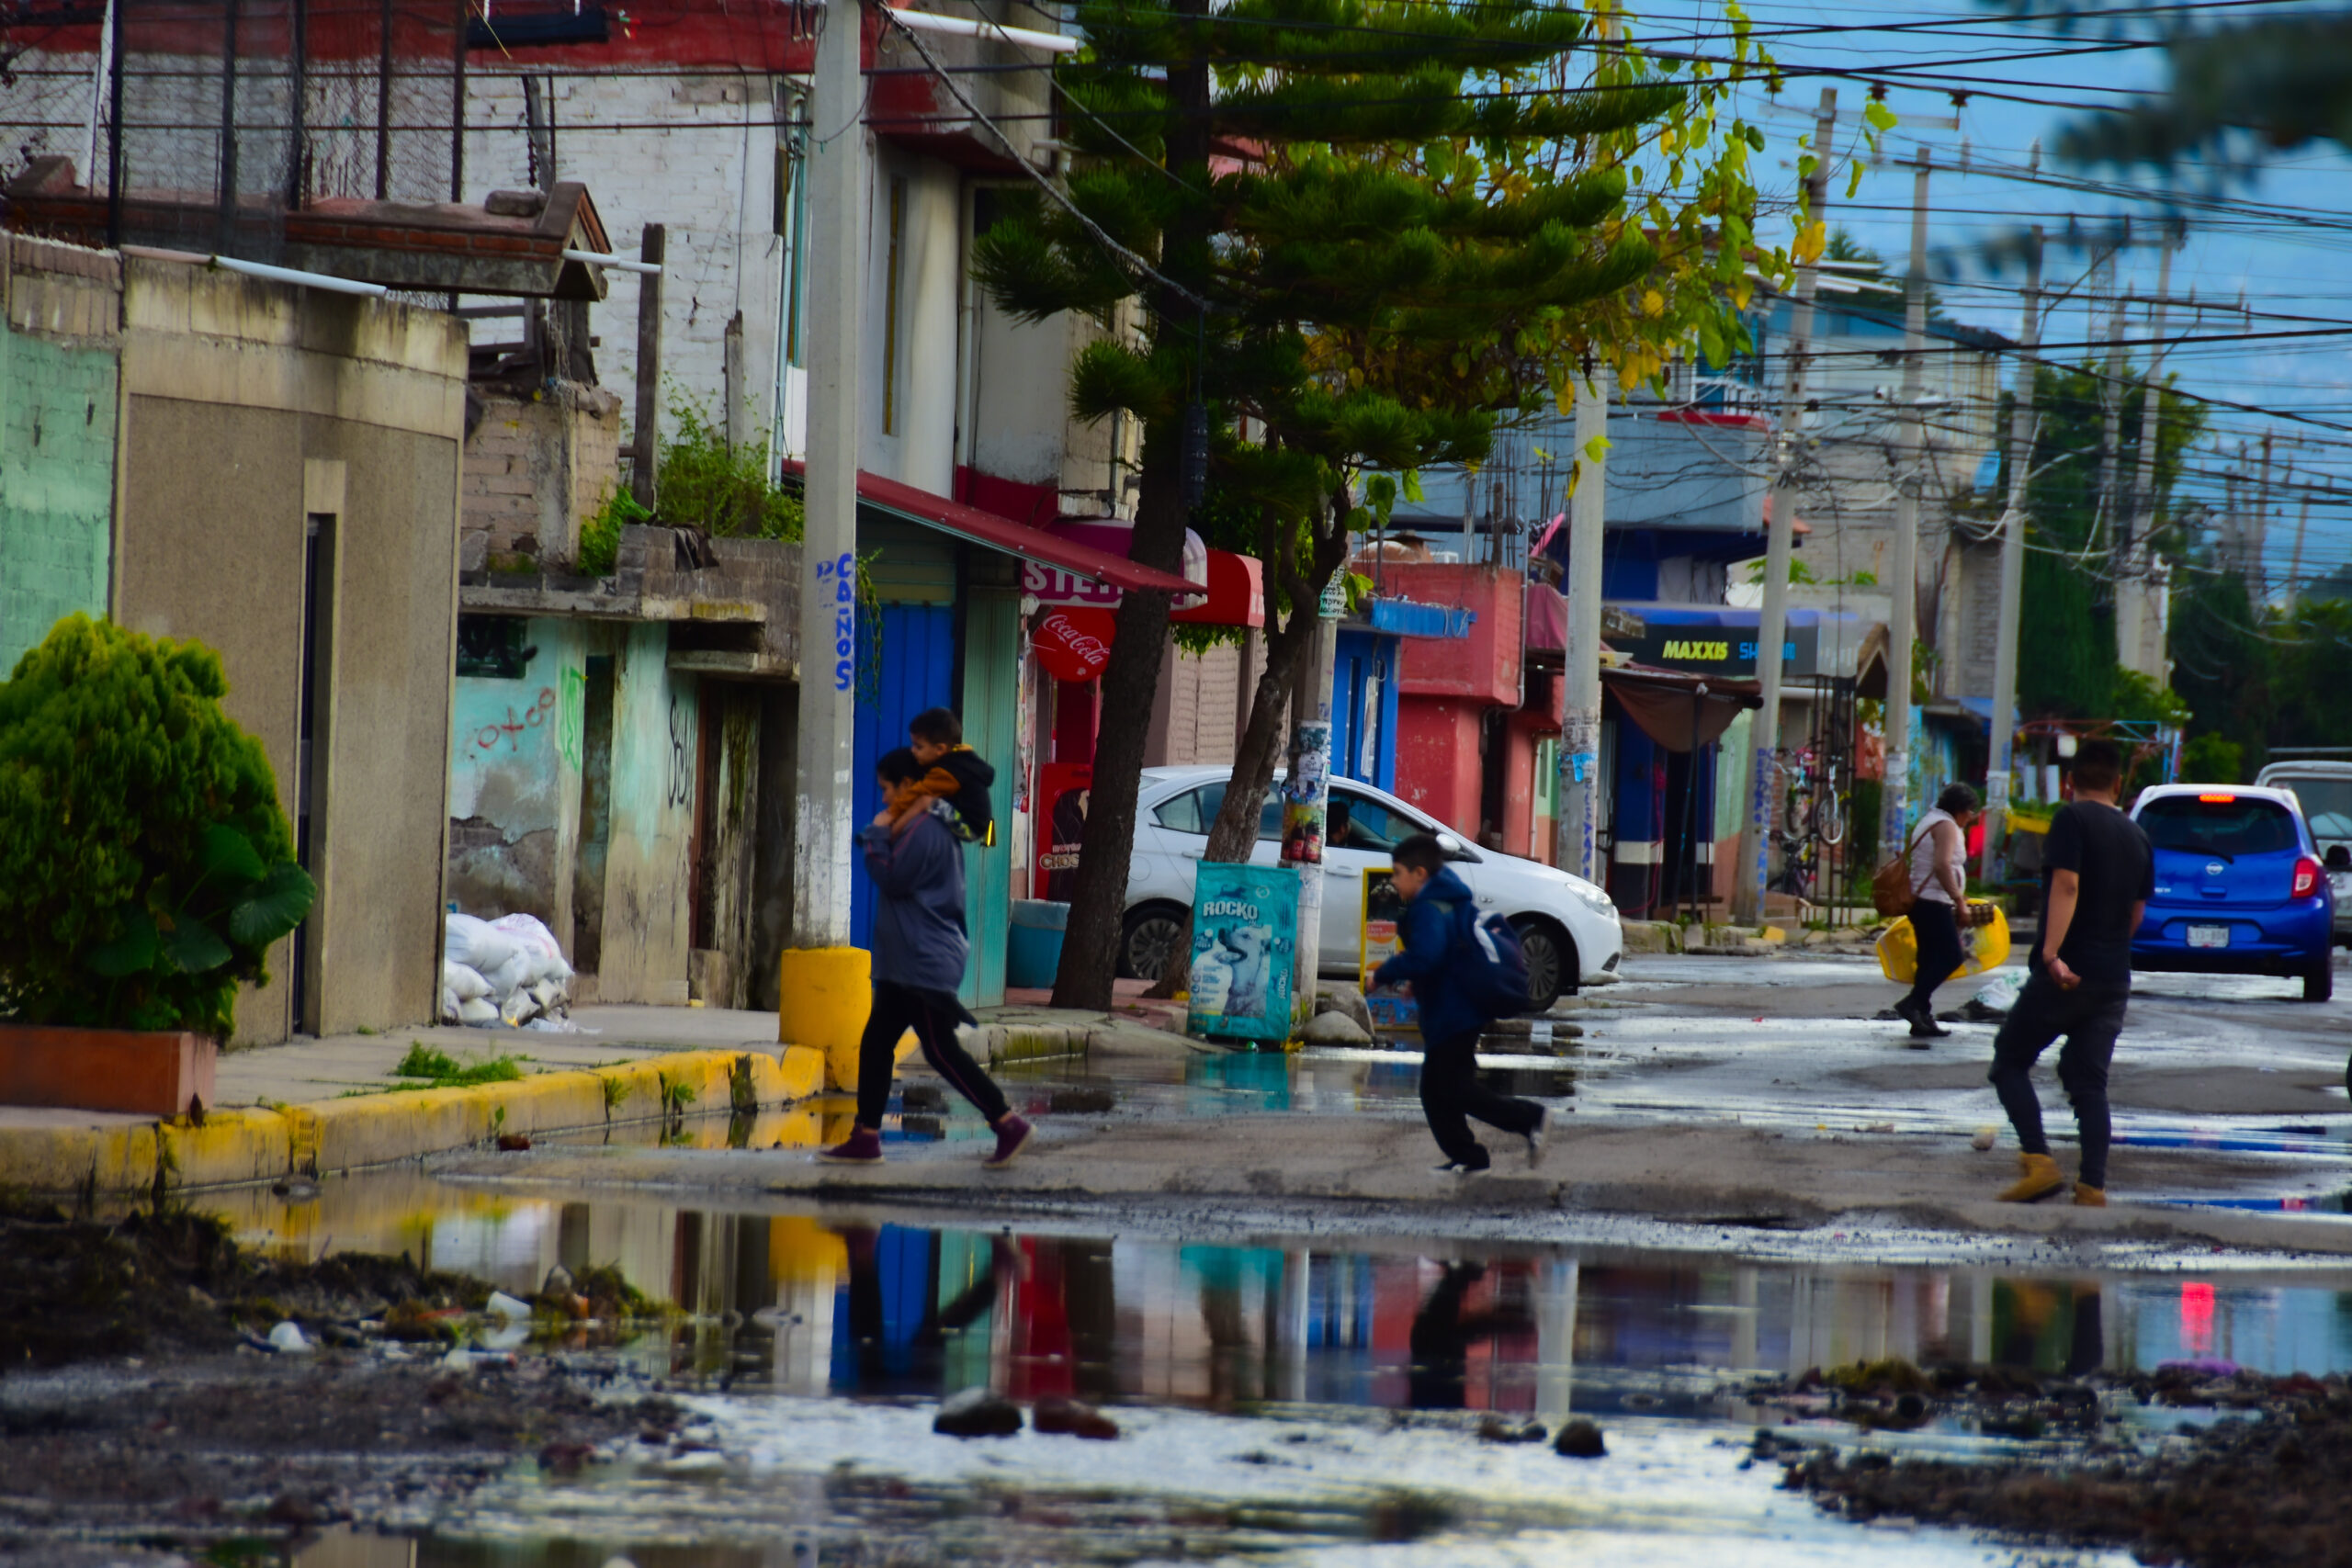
[{"xmin": 860, "ymin": 800, "xmax": 967, "ymax": 995}]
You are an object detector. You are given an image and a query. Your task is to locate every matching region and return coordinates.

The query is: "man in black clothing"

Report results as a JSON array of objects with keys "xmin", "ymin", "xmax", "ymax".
[{"xmin": 1987, "ymin": 740, "xmax": 2154, "ymax": 1206}]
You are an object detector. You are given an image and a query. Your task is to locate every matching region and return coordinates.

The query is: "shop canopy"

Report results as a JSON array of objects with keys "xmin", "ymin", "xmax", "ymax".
[
  {"xmin": 1601, "ymin": 665, "xmax": 1762, "ymax": 753},
  {"xmin": 782, "ymin": 463, "xmax": 1197, "ymax": 595}
]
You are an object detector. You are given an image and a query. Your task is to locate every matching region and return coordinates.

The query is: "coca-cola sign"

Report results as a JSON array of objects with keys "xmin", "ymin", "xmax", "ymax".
[{"xmin": 1033, "ymin": 607, "xmax": 1117, "ymax": 684}]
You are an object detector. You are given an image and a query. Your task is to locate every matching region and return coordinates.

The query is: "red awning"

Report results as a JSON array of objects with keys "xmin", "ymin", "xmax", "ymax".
[{"xmin": 783, "ymin": 462, "xmax": 1196, "ymax": 594}]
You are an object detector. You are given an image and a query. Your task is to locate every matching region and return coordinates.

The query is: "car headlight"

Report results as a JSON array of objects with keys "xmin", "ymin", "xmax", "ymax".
[{"xmin": 1571, "ymin": 883, "xmax": 1618, "ymax": 917}]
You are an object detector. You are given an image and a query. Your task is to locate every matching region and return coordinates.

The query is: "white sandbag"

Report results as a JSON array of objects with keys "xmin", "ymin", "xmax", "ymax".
[
  {"xmin": 528, "ymin": 978, "xmax": 565, "ymax": 1010},
  {"xmin": 445, "ymin": 913, "xmax": 521, "ymax": 976},
  {"xmin": 443, "ymin": 960, "xmax": 492, "ymax": 1002},
  {"xmin": 499, "ymin": 987, "xmax": 540, "ymax": 1028},
  {"xmin": 483, "ymin": 951, "xmax": 536, "ymax": 1004},
  {"xmin": 458, "ymin": 996, "xmax": 500, "ymax": 1026},
  {"xmin": 441, "ymin": 987, "xmax": 460, "ymax": 1024},
  {"xmin": 490, "ymin": 913, "xmax": 574, "ymax": 986}
]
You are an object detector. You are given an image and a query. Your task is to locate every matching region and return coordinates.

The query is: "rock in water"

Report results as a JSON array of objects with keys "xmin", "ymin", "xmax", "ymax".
[
  {"xmin": 1032, "ymin": 1395, "xmax": 1120, "ymax": 1440},
  {"xmin": 1972, "ymin": 1126, "xmax": 1999, "ymax": 1152},
  {"xmin": 266, "ymin": 1321, "xmax": 312, "ymax": 1355},
  {"xmin": 933, "ymin": 1386, "xmax": 1023, "ymax": 1438},
  {"xmin": 1313, "ymin": 985, "xmax": 1375, "ymax": 1036},
  {"xmin": 1554, "ymin": 1418, "xmax": 1607, "ymax": 1459}
]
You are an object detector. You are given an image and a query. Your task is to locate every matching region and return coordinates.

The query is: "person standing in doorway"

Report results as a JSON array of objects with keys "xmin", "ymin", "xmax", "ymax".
[
  {"xmin": 1893, "ymin": 783, "xmax": 1984, "ymax": 1043},
  {"xmin": 1987, "ymin": 741, "xmax": 2152, "ymax": 1206},
  {"xmin": 1374, "ymin": 832, "xmax": 1554, "ymax": 1175},
  {"xmin": 820, "ymin": 748, "xmax": 1034, "ymax": 1169}
]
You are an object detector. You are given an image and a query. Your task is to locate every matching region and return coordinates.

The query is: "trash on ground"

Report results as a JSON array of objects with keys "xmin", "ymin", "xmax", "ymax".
[{"xmin": 443, "ymin": 912, "xmax": 576, "ymax": 1029}]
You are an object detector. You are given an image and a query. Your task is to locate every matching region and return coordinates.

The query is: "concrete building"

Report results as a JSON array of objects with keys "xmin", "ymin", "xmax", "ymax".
[{"xmin": 0, "ymin": 231, "xmax": 469, "ymax": 1044}]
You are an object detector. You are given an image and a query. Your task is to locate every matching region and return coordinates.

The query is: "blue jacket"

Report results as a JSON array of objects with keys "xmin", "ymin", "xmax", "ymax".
[
  {"xmin": 1372, "ymin": 866, "xmax": 1484, "ymax": 1043},
  {"xmin": 860, "ymin": 801, "xmax": 968, "ymax": 996}
]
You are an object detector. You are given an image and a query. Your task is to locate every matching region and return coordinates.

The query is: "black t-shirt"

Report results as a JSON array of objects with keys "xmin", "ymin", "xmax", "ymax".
[{"xmin": 2035, "ymin": 799, "xmax": 2154, "ymax": 983}]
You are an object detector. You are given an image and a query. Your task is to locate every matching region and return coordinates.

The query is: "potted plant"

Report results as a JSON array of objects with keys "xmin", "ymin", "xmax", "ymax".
[{"xmin": 0, "ymin": 616, "xmax": 315, "ymax": 1116}]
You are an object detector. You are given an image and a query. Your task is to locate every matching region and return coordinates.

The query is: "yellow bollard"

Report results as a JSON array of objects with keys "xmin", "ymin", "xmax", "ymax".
[{"xmin": 776, "ymin": 947, "xmax": 872, "ymax": 1091}]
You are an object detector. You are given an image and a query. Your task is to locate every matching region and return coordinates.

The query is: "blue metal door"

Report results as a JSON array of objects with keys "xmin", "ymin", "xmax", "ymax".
[{"xmin": 851, "ymin": 603, "xmax": 958, "ymax": 952}]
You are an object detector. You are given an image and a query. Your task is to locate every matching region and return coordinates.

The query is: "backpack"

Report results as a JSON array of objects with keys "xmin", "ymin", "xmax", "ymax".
[
  {"xmin": 944, "ymin": 784, "xmax": 994, "ymax": 847},
  {"xmin": 1871, "ymin": 818, "xmax": 1937, "ymax": 919},
  {"xmin": 1439, "ymin": 898, "xmax": 1534, "ymax": 1020}
]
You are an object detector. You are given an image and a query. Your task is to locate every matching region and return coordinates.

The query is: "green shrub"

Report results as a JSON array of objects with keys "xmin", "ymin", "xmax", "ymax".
[
  {"xmin": 653, "ymin": 390, "xmax": 804, "ymax": 542},
  {"xmin": 0, "ymin": 616, "xmax": 315, "ymax": 1037},
  {"xmin": 578, "ymin": 484, "xmax": 649, "ymax": 576}
]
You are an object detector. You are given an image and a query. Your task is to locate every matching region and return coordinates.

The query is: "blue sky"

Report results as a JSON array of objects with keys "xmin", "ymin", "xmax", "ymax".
[{"xmin": 1670, "ymin": 0, "xmax": 2352, "ymax": 594}]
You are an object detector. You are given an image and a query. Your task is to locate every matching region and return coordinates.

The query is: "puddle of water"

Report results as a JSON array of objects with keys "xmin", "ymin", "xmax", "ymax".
[{"xmin": 216, "ymin": 1179, "xmax": 2351, "ymax": 1566}]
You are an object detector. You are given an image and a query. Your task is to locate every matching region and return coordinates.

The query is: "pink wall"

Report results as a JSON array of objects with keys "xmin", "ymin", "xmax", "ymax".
[{"xmin": 1394, "ymin": 698, "xmax": 1485, "ymax": 836}]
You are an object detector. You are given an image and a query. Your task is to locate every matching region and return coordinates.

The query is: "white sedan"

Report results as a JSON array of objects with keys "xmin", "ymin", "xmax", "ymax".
[{"xmin": 1120, "ymin": 765, "xmax": 1623, "ymax": 1010}]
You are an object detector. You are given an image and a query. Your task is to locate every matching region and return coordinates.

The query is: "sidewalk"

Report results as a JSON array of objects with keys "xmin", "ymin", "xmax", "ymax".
[{"xmin": 0, "ymin": 996, "xmax": 1195, "ymax": 1196}]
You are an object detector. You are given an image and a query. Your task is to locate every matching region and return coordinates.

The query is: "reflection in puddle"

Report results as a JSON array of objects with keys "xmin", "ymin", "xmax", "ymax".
[{"xmin": 229, "ymin": 1178, "xmax": 2345, "ymax": 1567}]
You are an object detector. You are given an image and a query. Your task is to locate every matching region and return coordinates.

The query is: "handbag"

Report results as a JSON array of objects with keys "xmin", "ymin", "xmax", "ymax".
[{"xmin": 1871, "ymin": 819, "xmax": 1938, "ymax": 919}]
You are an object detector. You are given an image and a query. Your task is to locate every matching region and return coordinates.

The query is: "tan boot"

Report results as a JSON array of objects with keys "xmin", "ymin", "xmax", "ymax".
[
  {"xmin": 1996, "ymin": 1152, "xmax": 2064, "ymax": 1203},
  {"xmin": 2074, "ymin": 1184, "xmax": 2108, "ymax": 1208}
]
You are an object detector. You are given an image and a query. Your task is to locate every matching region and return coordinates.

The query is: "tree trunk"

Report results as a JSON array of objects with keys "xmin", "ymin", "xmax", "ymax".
[
  {"xmin": 1137, "ymin": 491, "xmax": 1358, "ymax": 999},
  {"xmin": 1047, "ymin": 5, "xmax": 1213, "ymax": 1011},
  {"xmin": 1049, "ymin": 446, "xmax": 1186, "ymax": 1010},
  {"xmin": 1138, "ymin": 602, "xmax": 1322, "ymax": 998}
]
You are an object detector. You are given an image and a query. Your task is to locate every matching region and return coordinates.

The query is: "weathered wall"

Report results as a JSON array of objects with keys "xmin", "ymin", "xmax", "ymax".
[
  {"xmin": 1144, "ymin": 639, "xmax": 1243, "ymax": 769},
  {"xmin": 0, "ymin": 235, "xmax": 119, "ymax": 671},
  {"xmin": 112, "ymin": 257, "xmax": 468, "ymax": 1044},
  {"xmin": 594, "ymin": 622, "xmax": 697, "ymax": 1005},
  {"xmin": 1393, "ymin": 698, "xmax": 1486, "ymax": 839},
  {"xmin": 460, "ymin": 388, "xmax": 623, "ymax": 573},
  {"xmin": 447, "ymin": 618, "xmax": 588, "ymax": 941}
]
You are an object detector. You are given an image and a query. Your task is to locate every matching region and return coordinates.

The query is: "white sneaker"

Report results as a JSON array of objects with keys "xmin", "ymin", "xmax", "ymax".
[
  {"xmin": 1524, "ymin": 1107, "xmax": 1555, "ymax": 1170},
  {"xmin": 1432, "ymin": 1160, "xmax": 1488, "ymax": 1177}
]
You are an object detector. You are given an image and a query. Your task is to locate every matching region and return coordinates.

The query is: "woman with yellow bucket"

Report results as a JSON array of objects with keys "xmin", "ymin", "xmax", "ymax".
[{"xmin": 1887, "ymin": 784, "xmax": 1993, "ymax": 1043}]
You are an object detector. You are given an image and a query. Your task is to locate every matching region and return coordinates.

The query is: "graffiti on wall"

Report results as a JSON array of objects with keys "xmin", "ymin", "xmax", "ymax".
[
  {"xmin": 816, "ymin": 550, "xmax": 856, "ymax": 693},
  {"xmin": 560, "ymin": 666, "xmax": 586, "ymax": 770},
  {"xmin": 667, "ymin": 694, "xmax": 694, "ymax": 809},
  {"xmin": 469, "ymin": 686, "xmax": 560, "ymax": 756}
]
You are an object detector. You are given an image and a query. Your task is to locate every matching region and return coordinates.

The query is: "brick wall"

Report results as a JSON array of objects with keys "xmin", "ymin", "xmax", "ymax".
[
  {"xmin": 1, "ymin": 234, "xmax": 121, "ymax": 669},
  {"xmin": 460, "ymin": 385, "xmax": 622, "ymax": 570}
]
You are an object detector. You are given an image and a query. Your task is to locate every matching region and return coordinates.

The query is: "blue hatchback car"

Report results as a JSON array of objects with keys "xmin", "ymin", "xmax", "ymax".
[{"xmin": 2130, "ymin": 784, "xmax": 2336, "ymax": 1002}]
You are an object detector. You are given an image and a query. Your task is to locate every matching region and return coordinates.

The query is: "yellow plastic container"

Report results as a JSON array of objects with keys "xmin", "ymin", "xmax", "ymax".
[{"xmin": 1875, "ymin": 903, "xmax": 2011, "ymax": 983}]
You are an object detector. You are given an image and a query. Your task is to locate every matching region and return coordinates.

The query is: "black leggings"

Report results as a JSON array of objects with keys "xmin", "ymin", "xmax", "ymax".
[
  {"xmin": 854, "ymin": 983, "xmax": 1010, "ymax": 1130},
  {"xmin": 1904, "ymin": 899, "xmax": 1967, "ymax": 1013},
  {"xmin": 1420, "ymin": 1030, "xmax": 1543, "ymax": 1168}
]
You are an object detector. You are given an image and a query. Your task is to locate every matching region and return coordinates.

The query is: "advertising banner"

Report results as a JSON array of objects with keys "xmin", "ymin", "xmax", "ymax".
[
  {"xmin": 1187, "ymin": 863, "xmax": 1300, "ymax": 1043},
  {"xmin": 1035, "ymin": 762, "xmax": 1091, "ymax": 903},
  {"xmin": 1359, "ymin": 866, "xmax": 1419, "ymax": 1037}
]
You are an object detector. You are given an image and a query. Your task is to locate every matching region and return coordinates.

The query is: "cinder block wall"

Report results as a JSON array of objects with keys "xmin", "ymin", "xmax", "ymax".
[{"xmin": 460, "ymin": 386, "xmax": 622, "ymax": 573}]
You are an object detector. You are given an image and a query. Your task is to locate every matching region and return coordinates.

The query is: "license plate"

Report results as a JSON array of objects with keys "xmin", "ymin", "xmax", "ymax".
[{"xmin": 2187, "ymin": 925, "xmax": 2231, "ymax": 949}]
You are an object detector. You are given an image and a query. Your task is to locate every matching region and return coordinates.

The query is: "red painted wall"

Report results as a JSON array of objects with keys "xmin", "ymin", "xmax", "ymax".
[
  {"xmin": 1394, "ymin": 698, "xmax": 1485, "ymax": 838},
  {"xmin": 1386, "ymin": 564, "xmax": 1523, "ymax": 706}
]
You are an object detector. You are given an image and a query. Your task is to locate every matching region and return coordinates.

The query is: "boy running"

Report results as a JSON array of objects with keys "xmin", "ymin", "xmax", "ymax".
[
  {"xmin": 820, "ymin": 747, "xmax": 1033, "ymax": 1168},
  {"xmin": 1374, "ymin": 832, "xmax": 1555, "ymax": 1174}
]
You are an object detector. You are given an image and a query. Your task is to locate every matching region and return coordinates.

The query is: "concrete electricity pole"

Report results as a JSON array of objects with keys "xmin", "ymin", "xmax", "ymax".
[
  {"xmin": 1979, "ymin": 228, "xmax": 2043, "ymax": 884},
  {"xmin": 2116, "ymin": 242, "xmax": 2174, "ymax": 677},
  {"xmin": 1735, "ymin": 86, "xmax": 1837, "ymax": 924},
  {"xmin": 1558, "ymin": 366, "xmax": 1611, "ymax": 885},
  {"xmin": 780, "ymin": 0, "xmax": 870, "ymax": 1079},
  {"xmin": 1878, "ymin": 146, "xmax": 1930, "ymax": 866}
]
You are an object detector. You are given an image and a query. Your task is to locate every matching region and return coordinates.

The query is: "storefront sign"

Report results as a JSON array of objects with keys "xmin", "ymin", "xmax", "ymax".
[
  {"xmin": 1023, "ymin": 523, "xmax": 1265, "ymax": 627},
  {"xmin": 1187, "ymin": 863, "xmax": 1299, "ymax": 1043},
  {"xmin": 1622, "ymin": 620, "xmax": 1818, "ymax": 677},
  {"xmin": 1032, "ymin": 607, "xmax": 1117, "ymax": 683}
]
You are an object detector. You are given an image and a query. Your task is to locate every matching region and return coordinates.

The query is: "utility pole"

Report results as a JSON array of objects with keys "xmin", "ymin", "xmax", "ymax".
[
  {"xmin": 1735, "ymin": 86, "xmax": 1837, "ymax": 924},
  {"xmin": 1979, "ymin": 228, "xmax": 2043, "ymax": 884},
  {"xmin": 1558, "ymin": 367, "xmax": 1610, "ymax": 886},
  {"xmin": 2253, "ymin": 430, "xmax": 2277, "ymax": 605},
  {"xmin": 779, "ymin": 0, "xmax": 869, "ymax": 1078},
  {"xmin": 2094, "ymin": 256, "xmax": 2127, "ymax": 564},
  {"xmin": 2116, "ymin": 242, "xmax": 2175, "ymax": 679},
  {"xmin": 1878, "ymin": 146, "xmax": 1930, "ymax": 866},
  {"xmin": 2289, "ymin": 491, "xmax": 2313, "ymax": 603}
]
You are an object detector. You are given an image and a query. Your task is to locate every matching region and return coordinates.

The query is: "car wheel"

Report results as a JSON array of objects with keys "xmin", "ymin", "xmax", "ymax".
[
  {"xmin": 2304, "ymin": 956, "xmax": 2335, "ymax": 1004},
  {"xmin": 1120, "ymin": 904, "xmax": 1188, "ymax": 982},
  {"xmin": 1512, "ymin": 917, "xmax": 1573, "ymax": 1012}
]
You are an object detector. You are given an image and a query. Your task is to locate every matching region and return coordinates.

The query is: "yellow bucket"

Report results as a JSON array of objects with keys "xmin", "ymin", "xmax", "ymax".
[{"xmin": 1875, "ymin": 903, "xmax": 2011, "ymax": 983}]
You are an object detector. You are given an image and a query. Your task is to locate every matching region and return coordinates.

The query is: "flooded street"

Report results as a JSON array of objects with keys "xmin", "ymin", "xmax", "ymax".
[{"xmin": 199, "ymin": 1163, "xmax": 2352, "ymax": 1567}]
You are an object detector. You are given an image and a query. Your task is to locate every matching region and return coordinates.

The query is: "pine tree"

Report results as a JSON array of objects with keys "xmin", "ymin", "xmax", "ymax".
[{"xmin": 976, "ymin": 0, "xmax": 1770, "ymax": 1008}]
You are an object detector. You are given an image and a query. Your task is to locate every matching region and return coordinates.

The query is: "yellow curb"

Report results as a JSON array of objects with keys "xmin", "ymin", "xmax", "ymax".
[{"xmin": 0, "ymin": 1045, "xmax": 832, "ymax": 1197}]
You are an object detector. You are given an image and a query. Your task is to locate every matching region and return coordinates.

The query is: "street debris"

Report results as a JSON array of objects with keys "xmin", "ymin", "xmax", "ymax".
[{"xmin": 443, "ymin": 911, "xmax": 577, "ymax": 1029}]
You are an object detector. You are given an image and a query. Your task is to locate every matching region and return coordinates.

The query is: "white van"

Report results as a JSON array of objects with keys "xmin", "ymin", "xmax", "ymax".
[{"xmin": 2254, "ymin": 759, "xmax": 2352, "ymax": 947}]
